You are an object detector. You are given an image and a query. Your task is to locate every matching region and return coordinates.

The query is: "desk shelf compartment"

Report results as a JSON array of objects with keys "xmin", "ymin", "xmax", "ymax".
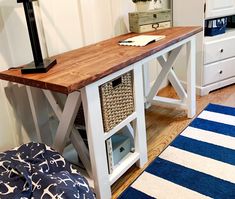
[
  {"xmin": 105, "ymin": 124, "xmax": 135, "ymax": 175},
  {"xmin": 72, "ymin": 65, "xmax": 147, "ymax": 198},
  {"xmin": 99, "ymin": 71, "xmax": 134, "ymax": 132}
]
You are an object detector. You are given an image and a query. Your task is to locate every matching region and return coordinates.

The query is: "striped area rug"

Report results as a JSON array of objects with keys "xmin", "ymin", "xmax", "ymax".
[{"xmin": 119, "ymin": 103, "xmax": 235, "ymax": 199}]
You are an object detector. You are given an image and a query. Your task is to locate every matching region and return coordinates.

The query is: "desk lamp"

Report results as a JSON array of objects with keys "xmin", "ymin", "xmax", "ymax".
[{"xmin": 17, "ymin": 0, "xmax": 56, "ymax": 74}]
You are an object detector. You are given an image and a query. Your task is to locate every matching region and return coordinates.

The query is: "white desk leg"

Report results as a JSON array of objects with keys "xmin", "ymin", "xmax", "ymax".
[
  {"xmin": 134, "ymin": 63, "xmax": 148, "ymax": 167},
  {"xmin": 142, "ymin": 62, "xmax": 151, "ymax": 109},
  {"xmin": 26, "ymin": 86, "xmax": 52, "ymax": 145},
  {"xmin": 81, "ymin": 85, "xmax": 111, "ymax": 199},
  {"xmin": 186, "ymin": 36, "xmax": 196, "ymax": 118}
]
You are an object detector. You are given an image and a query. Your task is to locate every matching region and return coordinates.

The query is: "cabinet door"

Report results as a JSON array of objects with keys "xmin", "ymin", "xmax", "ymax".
[{"xmin": 206, "ymin": 0, "xmax": 235, "ymax": 19}]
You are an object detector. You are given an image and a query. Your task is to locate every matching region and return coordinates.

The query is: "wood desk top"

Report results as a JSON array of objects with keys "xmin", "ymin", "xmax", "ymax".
[{"xmin": 0, "ymin": 26, "xmax": 202, "ymax": 94}]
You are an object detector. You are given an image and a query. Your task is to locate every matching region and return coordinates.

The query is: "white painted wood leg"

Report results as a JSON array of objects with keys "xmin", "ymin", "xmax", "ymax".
[
  {"xmin": 53, "ymin": 91, "xmax": 81, "ymax": 153},
  {"xmin": 142, "ymin": 62, "xmax": 151, "ymax": 109},
  {"xmin": 26, "ymin": 86, "xmax": 42, "ymax": 143},
  {"xmin": 81, "ymin": 85, "xmax": 110, "ymax": 199},
  {"xmin": 186, "ymin": 36, "xmax": 196, "ymax": 118},
  {"xmin": 133, "ymin": 63, "xmax": 148, "ymax": 167},
  {"xmin": 26, "ymin": 86, "xmax": 52, "ymax": 145}
]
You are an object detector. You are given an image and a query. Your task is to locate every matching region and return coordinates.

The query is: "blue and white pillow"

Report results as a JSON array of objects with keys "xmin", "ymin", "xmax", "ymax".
[{"xmin": 0, "ymin": 142, "xmax": 95, "ymax": 199}]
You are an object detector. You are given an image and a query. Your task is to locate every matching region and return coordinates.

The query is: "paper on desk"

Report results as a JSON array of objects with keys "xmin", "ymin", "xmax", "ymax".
[{"xmin": 119, "ymin": 35, "xmax": 165, "ymax": 47}]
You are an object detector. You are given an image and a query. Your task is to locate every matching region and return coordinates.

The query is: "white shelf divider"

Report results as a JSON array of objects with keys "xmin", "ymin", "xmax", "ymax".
[{"xmin": 103, "ymin": 112, "xmax": 137, "ymax": 140}]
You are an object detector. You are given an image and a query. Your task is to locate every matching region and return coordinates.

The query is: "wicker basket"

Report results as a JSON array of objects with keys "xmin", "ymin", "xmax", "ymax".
[
  {"xmin": 74, "ymin": 103, "xmax": 86, "ymax": 128},
  {"xmin": 99, "ymin": 71, "xmax": 134, "ymax": 132}
]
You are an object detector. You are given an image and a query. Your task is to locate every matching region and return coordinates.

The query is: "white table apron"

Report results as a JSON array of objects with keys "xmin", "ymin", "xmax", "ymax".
[{"xmin": 26, "ymin": 35, "xmax": 196, "ymax": 199}]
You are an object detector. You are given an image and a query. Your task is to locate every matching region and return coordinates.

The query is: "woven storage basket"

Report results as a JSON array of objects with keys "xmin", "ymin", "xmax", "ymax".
[
  {"xmin": 74, "ymin": 103, "xmax": 86, "ymax": 127},
  {"xmin": 99, "ymin": 71, "xmax": 134, "ymax": 132}
]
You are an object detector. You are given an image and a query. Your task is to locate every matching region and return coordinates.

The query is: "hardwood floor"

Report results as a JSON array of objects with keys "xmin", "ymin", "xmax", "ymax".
[{"xmin": 112, "ymin": 83, "xmax": 235, "ymax": 198}]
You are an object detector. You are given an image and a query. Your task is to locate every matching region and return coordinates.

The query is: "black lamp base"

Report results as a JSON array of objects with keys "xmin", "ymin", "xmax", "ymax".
[{"xmin": 21, "ymin": 58, "xmax": 57, "ymax": 74}]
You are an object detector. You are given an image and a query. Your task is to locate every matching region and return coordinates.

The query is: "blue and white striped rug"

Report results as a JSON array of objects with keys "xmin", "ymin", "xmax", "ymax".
[{"xmin": 119, "ymin": 103, "xmax": 235, "ymax": 199}]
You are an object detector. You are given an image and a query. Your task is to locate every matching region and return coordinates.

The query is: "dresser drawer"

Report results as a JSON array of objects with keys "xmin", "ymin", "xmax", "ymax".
[
  {"xmin": 204, "ymin": 34, "xmax": 235, "ymax": 64},
  {"xmin": 205, "ymin": 0, "xmax": 235, "ymax": 19},
  {"xmin": 204, "ymin": 57, "xmax": 235, "ymax": 85}
]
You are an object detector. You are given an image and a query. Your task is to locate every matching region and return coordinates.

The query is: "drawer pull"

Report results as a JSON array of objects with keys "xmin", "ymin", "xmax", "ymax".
[
  {"xmin": 219, "ymin": 70, "xmax": 223, "ymax": 74},
  {"xmin": 220, "ymin": 49, "xmax": 224, "ymax": 53}
]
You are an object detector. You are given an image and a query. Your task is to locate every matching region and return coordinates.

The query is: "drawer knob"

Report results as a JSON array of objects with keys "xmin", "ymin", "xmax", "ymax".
[
  {"xmin": 220, "ymin": 49, "xmax": 224, "ymax": 53},
  {"xmin": 219, "ymin": 70, "xmax": 223, "ymax": 74},
  {"xmin": 153, "ymin": 14, "xmax": 157, "ymax": 18}
]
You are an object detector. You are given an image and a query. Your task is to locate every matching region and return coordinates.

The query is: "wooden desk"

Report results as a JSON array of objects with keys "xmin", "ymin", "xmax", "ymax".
[{"xmin": 0, "ymin": 26, "xmax": 202, "ymax": 199}]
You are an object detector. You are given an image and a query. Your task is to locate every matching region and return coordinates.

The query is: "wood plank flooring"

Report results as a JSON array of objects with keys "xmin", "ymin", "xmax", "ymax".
[{"xmin": 112, "ymin": 83, "xmax": 235, "ymax": 198}]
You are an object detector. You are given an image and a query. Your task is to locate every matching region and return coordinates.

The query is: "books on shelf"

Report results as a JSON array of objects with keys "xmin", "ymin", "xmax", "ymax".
[
  {"xmin": 106, "ymin": 138, "xmax": 114, "ymax": 174},
  {"xmin": 106, "ymin": 134, "xmax": 132, "ymax": 174},
  {"xmin": 118, "ymin": 35, "xmax": 165, "ymax": 47}
]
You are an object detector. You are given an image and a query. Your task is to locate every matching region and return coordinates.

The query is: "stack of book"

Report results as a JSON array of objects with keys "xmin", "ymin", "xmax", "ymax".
[{"xmin": 106, "ymin": 134, "xmax": 132, "ymax": 174}]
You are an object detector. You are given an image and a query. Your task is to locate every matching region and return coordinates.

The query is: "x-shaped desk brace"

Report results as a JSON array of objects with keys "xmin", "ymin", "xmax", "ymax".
[
  {"xmin": 26, "ymin": 87, "xmax": 92, "ymax": 177},
  {"xmin": 143, "ymin": 36, "xmax": 196, "ymax": 118}
]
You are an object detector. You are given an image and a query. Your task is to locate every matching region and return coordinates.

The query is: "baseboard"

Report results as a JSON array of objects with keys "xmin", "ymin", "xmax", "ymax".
[{"xmin": 180, "ymin": 77, "xmax": 235, "ymax": 96}]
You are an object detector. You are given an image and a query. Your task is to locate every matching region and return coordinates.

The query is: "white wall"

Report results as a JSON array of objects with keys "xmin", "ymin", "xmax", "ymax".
[
  {"xmin": 39, "ymin": 0, "xmax": 135, "ymax": 55},
  {"xmin": 0, "ymin": 0, "xmax": 168, "ymax": 151},
  {"xmin": 0, "ymin": 0, "xmax": 51, "ymax": 150},
  {"xmin": 173, "ymin": 0, "xmax": 204, "ymax": 87},
  {"xmin": 0, "ymin": 9, "xmax": 12, "ymax": 69}
]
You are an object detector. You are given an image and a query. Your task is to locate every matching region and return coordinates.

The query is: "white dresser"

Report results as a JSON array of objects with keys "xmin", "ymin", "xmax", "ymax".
[{"xmin": 173, "ymin": 0, "xmax": 235, "ymax": 95}]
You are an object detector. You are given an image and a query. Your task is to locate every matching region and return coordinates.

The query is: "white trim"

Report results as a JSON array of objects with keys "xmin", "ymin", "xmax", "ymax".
[{"xmin": 180, "ymin": 76, "xmax": 235, "ymax": 96}]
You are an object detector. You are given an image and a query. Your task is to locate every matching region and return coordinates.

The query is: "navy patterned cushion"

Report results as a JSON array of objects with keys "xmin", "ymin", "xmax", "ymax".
[{"xmin": 0, "ymin": 142, "xmax": 95, "ymax": 198}]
